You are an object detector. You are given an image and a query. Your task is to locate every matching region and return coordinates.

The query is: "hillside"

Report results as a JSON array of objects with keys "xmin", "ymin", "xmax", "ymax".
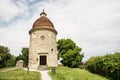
[{"xmin": 49, "ymin": 66, "xmax": 109, "ymax": 80}]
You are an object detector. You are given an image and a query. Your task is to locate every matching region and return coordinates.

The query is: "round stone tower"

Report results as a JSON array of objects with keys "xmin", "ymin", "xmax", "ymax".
[{"xmin": 29, "ymin": 10, "xmax": 58, "ymax": 69}]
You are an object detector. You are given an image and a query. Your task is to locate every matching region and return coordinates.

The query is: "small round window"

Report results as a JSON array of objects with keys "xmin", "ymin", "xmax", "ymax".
[{"xmin": 40, "ymin": 35, "xmax": 45, "ymax": 40}]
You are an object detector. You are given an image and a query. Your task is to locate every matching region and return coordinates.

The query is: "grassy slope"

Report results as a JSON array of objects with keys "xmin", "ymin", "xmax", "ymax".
[
  {"xmin": 49, "ymin": 66, "xmax": 109, "ymax": 80},
  {"xmin": 0, "ymin": 69, "xmax": 41, "ymax": 80}
]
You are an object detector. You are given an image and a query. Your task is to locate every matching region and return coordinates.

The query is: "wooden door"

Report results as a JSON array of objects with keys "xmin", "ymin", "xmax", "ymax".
[{"xmin": 40, "ymin": 56, "xmax": 46, "ymax": 65}]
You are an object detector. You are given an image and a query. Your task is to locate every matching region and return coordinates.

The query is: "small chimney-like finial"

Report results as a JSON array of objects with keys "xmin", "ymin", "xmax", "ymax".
[{"xmin": 40, "ymin": 9, "xmax": 47, "ymax": 16}]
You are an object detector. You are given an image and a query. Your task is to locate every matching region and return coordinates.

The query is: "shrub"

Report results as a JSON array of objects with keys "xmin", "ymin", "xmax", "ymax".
[{"xmin": 86, "ymin": 52, "xmax": 120, "ymax": 80}]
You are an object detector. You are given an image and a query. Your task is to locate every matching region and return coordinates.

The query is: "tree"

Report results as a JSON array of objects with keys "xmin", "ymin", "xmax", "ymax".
[
  {"xmin": 16, "ymin": 48, "xmax": 29, "ymax": 67},
  {"xmin": 6, "ymin": 55, "xmax": 16, "ymax": 67},
  {"xmin": 0, "ymin": 45, "xmax": 16, "ymax": 68},
  {"xmin": 57, "ymin": 39, "xmax": 84, "ymax": 67}
]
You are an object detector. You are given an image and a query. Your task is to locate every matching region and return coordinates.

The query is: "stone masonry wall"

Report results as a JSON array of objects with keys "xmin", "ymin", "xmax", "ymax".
[{"xmin": 29, "ymin": 28, "xmax": 58, "ymax": 69}]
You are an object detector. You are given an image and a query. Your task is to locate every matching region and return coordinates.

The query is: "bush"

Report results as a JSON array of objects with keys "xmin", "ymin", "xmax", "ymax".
[
  {"xmin": 86, "ymin": 52, "xmax": 120, "ymax": 80},
  {"xmin": 6, "ymin": 55, "xmax": 16, "ymax": 67}
]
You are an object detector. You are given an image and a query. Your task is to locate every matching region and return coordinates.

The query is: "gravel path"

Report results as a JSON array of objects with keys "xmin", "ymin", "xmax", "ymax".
[
  {"xmin": 40, "ymin": 70, "xmax": 51, "ymax": 80},
  {"xmin": 23, "ymin": 68, "xmax": 51, "ymax": 80},
  {"xmin": 0, "ymin": 67, "xmax": 20, "ymax": 73}
]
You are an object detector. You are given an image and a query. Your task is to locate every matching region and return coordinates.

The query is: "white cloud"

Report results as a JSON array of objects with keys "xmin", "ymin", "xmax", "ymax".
[
  {"xmin": 0, "ymin": 0, "xmax": 31, "ymax": 22},
  {"xmin": 0, "ymin": 0, "xmax": 19, "ymax": 21},
  {"xmin": 0, "ymin": 0, "xmax": 120, "ymax": 61}
]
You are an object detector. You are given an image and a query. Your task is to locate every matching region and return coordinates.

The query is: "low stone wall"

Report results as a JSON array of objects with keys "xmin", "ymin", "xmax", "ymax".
[{"xmin": 16, "ymin": 60, "xmax": 24, "ymax": 68}]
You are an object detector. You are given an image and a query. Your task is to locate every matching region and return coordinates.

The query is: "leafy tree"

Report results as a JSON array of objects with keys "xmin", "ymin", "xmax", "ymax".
[
  {"xmin": 16, "ymin": 48, "xmax": 29, "ymax": 67},
  {"xmin": 57, "ymin": 39, "xmax": 84, "ymax": 67},
  {"xmin": 0, "ymin": 45, "xmax": 16, "ymax": 68},
  {"xmin": 6, "ymin": 55, "xmax": 16, "ymax": 67}
]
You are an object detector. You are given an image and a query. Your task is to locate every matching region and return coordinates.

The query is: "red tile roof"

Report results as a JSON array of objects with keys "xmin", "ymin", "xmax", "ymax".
[{"xmin": 32, "ymin": 11, "xmax": 54, "ymax": 29}]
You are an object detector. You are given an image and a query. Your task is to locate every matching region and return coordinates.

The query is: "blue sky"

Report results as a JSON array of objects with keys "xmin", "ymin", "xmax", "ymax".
[{"xmin": 0, "ymin": 0, "xmax": 120, "ymax": 61}]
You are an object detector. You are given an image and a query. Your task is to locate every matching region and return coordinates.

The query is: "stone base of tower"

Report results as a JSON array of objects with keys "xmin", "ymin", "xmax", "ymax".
[
  {"xmin": 28, "ymin": 64, "xmax": 38, "ymax": 69},
  {"xmin": 28, "ymin": 64, "xmax": 58, "ymax": 70},
  {"xmin": 28, "ymin": 53, "xmax": 58, "ymax": 70}
]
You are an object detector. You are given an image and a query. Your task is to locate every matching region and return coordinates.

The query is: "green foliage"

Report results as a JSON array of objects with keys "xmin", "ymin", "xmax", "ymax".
[
  {"xmin": 49, "ymin": 66, "xmax": 109, "ymax": 80},
  {"xmin": 16, "ymin": 48, "xmax": 29, "ymax": 67},
  {"xmin": 57, "ymin": 39, "xmax": 84, "ymax": 67},
  {"xmin": 6, "ymin": 55, "xmax": 16, "ymax": 67},
  {"xmin": 0, "ymin": 69, "xmax": 41, "ymax": 80},
  {"xmin": 86, "ymin": 52, "xmax": 120, "ymax": 80},
  {"xmin": 0, "ymin": 45, "xmax": 16, "ymax": 68}
]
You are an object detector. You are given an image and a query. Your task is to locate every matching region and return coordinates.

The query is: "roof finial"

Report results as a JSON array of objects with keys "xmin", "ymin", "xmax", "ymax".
[{"xmin": 40, "ymin": 9, "xmax": 47, "ymax": 16}]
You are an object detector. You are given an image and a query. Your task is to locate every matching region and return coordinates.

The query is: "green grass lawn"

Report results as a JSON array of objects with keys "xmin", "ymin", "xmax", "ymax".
[
  {"xmin": 0, "ymin": 69, "xmax": 41, "ymax": 80},
  {"xmin": 49, "ymin": 66, "xmax": 110, "ymax": 80}
]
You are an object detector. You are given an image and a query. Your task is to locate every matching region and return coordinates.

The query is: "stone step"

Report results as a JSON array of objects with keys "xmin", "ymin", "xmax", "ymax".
[{"xmin": 38, "ymin": 65, "xmax": 48, "ymax": 70}]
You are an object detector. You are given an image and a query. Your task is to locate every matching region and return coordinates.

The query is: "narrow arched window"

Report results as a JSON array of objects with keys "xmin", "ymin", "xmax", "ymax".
[{"xmin": 51, "ymin": 48, "xmax": 53, "ymax": 53}]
